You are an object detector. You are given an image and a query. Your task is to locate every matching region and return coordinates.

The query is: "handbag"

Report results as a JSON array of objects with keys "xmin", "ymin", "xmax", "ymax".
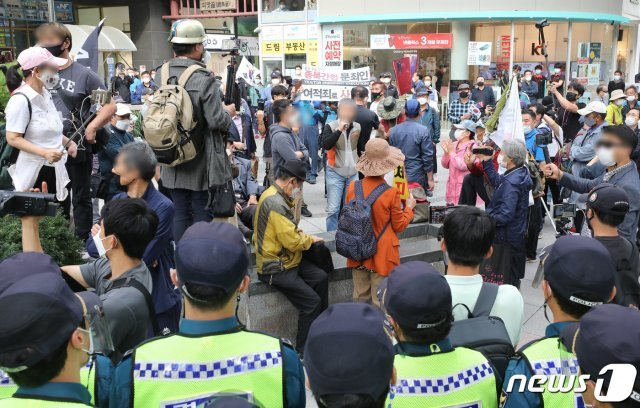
[
  {"xmin": 479, "ymin": 242, "xmax": 512, "ymax": 285},
  {"xmin": 209, "ymin": 180, "xmax": 236, "ymax": 217},
  {"xmin": 93, "ymin": 172, "xmax": 113, "ymax": 200}
]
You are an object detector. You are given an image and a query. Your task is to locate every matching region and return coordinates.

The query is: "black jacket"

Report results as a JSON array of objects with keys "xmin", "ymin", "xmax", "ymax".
[{"xmin": 595, "ymin": 236, "xmax": 640, "ymax": 308}]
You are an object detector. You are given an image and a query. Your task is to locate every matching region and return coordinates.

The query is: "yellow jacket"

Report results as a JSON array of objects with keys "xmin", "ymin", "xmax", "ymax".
[
  {"xmin": 606, "ymin": 102, "xmax": 624, "ymax": 125},
  {"xmin": 253, "ymin": 184, "xmax": 313, "ymax": 274}
]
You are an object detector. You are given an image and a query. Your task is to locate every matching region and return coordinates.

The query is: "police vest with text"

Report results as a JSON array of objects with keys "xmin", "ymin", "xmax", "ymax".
[
  {"xmin": 390, "ymin": 346, "xmax": 498, "ymax": 408},
  {"xmin": 519, "ymin": 336, "xmax": 584, "ymax": 407},
  {"xmin": 130, "ymin": 330, "xmax": 285, "ymax": 408}
]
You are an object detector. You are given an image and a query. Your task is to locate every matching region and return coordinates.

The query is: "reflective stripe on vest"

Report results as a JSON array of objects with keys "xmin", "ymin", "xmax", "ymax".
[
  {"xmin": 521, "ymin": 337, "xmax": 584, "ymax": 408},
  {"xmin": 131, "ymin": 330, "xmax": 284, "ymax": 408},
  {"xmin": 390, "ymin": 347, "xmax": 498, "ymax": 408}
]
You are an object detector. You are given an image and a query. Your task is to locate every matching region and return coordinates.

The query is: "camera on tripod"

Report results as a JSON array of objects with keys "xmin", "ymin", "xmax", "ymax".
[
  {"xmin": 552, "ymin": 202, "xmax": 577, "ymax": 219},
  {"xmin": 535, "ymin": 127, "xmax": 553, "ymax": 146},
  {"xmin": 535, "ymin": 19, "xmax": 549, "ymax": 29},
  {"xmin": 0, "ymin": 191, "xmax": 58, "ymax": 217}
]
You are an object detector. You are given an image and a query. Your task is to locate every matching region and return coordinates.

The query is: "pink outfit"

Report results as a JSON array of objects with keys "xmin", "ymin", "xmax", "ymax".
[{"xmin": 441, "ymin": 139, "xmax": 476, "ymax": 205}]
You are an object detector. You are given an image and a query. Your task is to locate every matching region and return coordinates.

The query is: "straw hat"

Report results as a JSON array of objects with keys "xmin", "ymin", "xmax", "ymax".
[
  {"xmin": 356, "ymin": 138, "xmax": 405, "ymax": 177},
  {"xmin": 377, "ymin": 96, "xmax": 406, "ymax": 120}
]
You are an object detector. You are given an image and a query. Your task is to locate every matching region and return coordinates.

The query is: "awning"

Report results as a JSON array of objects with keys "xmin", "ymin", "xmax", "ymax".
[{"xmin": 65, "ymin": 24, "xmax": 137, "ymax": 53}]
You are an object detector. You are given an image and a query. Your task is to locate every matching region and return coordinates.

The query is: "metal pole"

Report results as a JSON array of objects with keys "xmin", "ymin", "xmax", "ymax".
[
  {"xmin": 509, "ymin": 21, "xmax": 514, "ymax": 78},
  {"xmin": 47, "ymin": 0, "xmax": 56, "ymax": 22},
  {"xmin": 565, "ymin": 21, "xmax": 572, "ymax": 89},
  {"xmin": 612, "ymin": 24, "xmax": 620, "ymax": 77}
]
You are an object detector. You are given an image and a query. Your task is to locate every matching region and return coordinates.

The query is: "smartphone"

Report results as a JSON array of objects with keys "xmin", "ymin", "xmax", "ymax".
[
  {"xmin": 472, "ymin": 147, "xmax": 494, "ymax": 156},
  {"xmin": 257, "ymin": 99, "xmax": 265, "ymax": 111}
]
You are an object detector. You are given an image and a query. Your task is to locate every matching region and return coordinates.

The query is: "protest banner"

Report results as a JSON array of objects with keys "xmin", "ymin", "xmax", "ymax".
[
  {"xmin": 300, "ymin": 65, "xmax": 370, "ymax": 101},
  {"xmin": 235, "ymin": 57, "xmax": 259, "ymax": 86}
]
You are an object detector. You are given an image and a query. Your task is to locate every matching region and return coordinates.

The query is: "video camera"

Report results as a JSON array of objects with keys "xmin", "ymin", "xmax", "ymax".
[
  {"xmin": 535, "ymin": 127, "xmax": 553, "ymax": 146},
  {"xmin": 535, "ymin": 19, "xmax": 550, "ymax": 29},
  {"xmin": 552, "ymin": 202, "xmax": 577, "ymax": 219},
  {"xmin": 0, "ymin": 191, "xmax": 58, "ymax": 217}
]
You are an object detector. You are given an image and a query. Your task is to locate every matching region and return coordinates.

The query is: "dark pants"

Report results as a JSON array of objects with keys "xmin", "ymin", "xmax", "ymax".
[
  {"xmin": 432, "ymin": 142, "xmax": 438, "ymax": 174},
  {"xmin": 526, "ymin": 198, "xmax": 542, "ymax": 259},
  {"xmin": 66, "ymin": 157, "xmax": 94, "ymax": 239},
  {"xmin": 169, "ymin": 189, "xmax": 212, "ymax": 242},
  {"xmin": 300, "ymin": 125, "xmax": 319, "ymax": 179},
  {"xmin": 458, "ymin": 173, "xmax": 491, "ymax": 206},
  {"xmin": 148, "ymin": 300, "xmax": 182, "ymax": 338},
  {"xmin": 34, "ymin": 165, "xmax": 59, "ymax": 196},
  {"xmin": 237, "ymin": 203, "xmax": 257, "ymax": 239},
  {"xmin": 258, "ymin": 260, "xmax": 329, "ymax": 353},
  {"xmin": 509, "ymin": 239, "xmax": 527, "ymax": 288}
]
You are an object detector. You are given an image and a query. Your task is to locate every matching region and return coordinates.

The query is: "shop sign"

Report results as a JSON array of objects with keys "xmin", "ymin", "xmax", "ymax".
[
  {"xmin": 307, "ymin": 24, "xmax": 321, "ymax": 39},
  {"xmin": 321, "ymin": 25, "xmax": 343, "ymax": 70},
  {"xmin": 284, "ymin": 40, "xmax": 306, "ymax": 54},
  {"xmin": 283, "ymin": 24, "xmax": 307, "ymax": 40},
  {"xmin": 261, "ymin": 40, "xmax": 283, "ymax": 56},
  {"xmin": 200, "ymin": 0, "xmax": 236, "ymax": 11},
  {"xmin": 467, "ymin": 41, "xmax": 492, "ymax": 66},
  {"xmin": 307, "ymin": 39, "xmax": 319, "ymax": 67},
  {"xmin": 496, "ymin": 35, "xmax": 511, "ymax": 70},
  {"xmin": 370, "ymin": 33, "xmax": 452, "ymax": 50},
  {"xmin": 261, "ymin": 25, "xmax": 283, "ymax": 41},
  {"xmin": 300, "ymin": 65, "xmax": 369, "ymax": 101}
]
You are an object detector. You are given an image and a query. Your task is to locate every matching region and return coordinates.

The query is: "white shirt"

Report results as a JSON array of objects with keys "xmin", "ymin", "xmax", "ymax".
[
  {"xmin": 445, "ymin": 274, "xmax": 524, "ymax": 346},
  {"xmin": 5, "ymin": 83, "xmax": 69, "ymax": 200}
]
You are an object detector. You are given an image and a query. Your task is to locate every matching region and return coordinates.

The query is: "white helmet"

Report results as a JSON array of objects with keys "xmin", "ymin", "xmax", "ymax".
[{"xmin": 168, "ymin": 19, "xmax": 206, "ymax": 44}]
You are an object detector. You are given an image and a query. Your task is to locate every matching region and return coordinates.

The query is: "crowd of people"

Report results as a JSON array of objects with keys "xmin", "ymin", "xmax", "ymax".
[{"xmin": 2, "ymin": 16, "xmax": 640, "ymax": 408}]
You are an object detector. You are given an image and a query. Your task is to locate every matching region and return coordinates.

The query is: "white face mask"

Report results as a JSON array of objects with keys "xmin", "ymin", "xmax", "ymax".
[
  {"xmin": 523, "ymin": 125, "xmax": 532, "ymax": 134},
  {"xmin": 453, "ymin": 129, "xmax": 465, "ymax": 140},
  {"xmin": 37, "ymin": 71, "xmax": 60, "ymax": 90},
  {"xmin": 142, "ymin": 77, "xmax": 150, "ymax": 84},
  {"xmin": 92, "ymin": 228, "xmax": 113, "ymax": 258},
  {"xmin": 115, "ymin": 120, "xmax": 130, "ymax": 131},
  {"xmin": 498, "ymin": 154, "xmax": 508, "ymax": 169},
  {"xmin": 614, "ymin": 75, "xmax": 622, "ymax": 81},
  {"xmin": 626, "ymin": 116, "xmax": 638, "ymax": 127},
  {"xmin": 381, "ymin": 78, "xmax": 391, "ymax": 85},
  {"xmin": 627, "ymin": 95, "xmax": 637, "ymax": 102},
  {"xmin": 525, "ymin": 75, "xmax": 532, "ymax": 81},
  {"xmin": 616, "ymin": 99, "xmax": 626, "ymax": 106},
  {"xmin": 418, "ymin": 97, "xmax": 428, "ymax": 106},
  {"xmin": 271, "ymin": 78, "xmax": 281, "ymax": 86},
  {"xmin": 596, "ymin": 147, "xmax": 616, "ymax": 167},
  {"xmin": 424, "ymin": 81, "xmax": 431, "ymax": 87},
  {"xmin": 554, "ymin": 68, "xmax": 561, "ymax": 74}
]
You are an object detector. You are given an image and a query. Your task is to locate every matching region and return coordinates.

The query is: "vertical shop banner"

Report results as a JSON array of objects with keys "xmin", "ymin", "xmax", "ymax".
[
  {"xmin": 300, "ymin": 65, "xmax": 370, "ymax": 101},
  {"xmin": 307, "ymin": 40, "xmax": 319, "ymax": 67},
  {"xmin": 321, "ymin": 25, "xmax": 343, "ymax": 70},
  {"xmin": 467, "ymin": 41, "xmax": 492, "ymax": 66},
  {"xmin": 496, "ymin": 35, "xmax": 511, "ymax": 70},
  {"xmin": 393, "ymin": 57, "xmax": 412, "ymax": 96}
]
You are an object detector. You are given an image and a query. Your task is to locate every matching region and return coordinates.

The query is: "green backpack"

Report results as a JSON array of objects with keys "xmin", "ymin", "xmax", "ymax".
[{"xmin": 0, "ymin": 92, "xmax": 31, "ymax": 189}]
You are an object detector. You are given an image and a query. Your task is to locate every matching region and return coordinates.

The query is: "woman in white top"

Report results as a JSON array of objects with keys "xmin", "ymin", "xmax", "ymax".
[{"xmin": 5, "ymin": 46, "xmax": 77, "ymax": 201}]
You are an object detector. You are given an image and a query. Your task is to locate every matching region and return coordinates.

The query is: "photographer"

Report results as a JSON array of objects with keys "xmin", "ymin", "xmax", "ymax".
[
  {"xmin": 549, "ymin": 81, "xmax": 587, "ymax": 142},
  {"xmin": 5, "ymin": 47, "xmax": 78, "ymax": 202},
  {"xmin": 545, "ymin": 125, "xmax": 640, "ymax": 241}
]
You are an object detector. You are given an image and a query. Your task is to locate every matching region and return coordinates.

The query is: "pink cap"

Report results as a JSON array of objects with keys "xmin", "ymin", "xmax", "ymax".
[{"xmin": 17, "ymin": 46, "xmax": 67, "ymax": 71}]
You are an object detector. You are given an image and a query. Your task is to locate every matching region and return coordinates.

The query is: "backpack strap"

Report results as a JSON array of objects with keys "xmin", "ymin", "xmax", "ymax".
[
  {"xmin": 178, "ymin": 64, "xmax": 205, "ymax": 88},
  {"xmin": 12, "ymin": 92, "xmax": 32, "ymax": 133},
  {"xmin": 364, "ymin": 181, "xmax": 391, "ymax": 207},
  {"xmin": 161, "ymin": 63, "xmax": 171, "ymax": 87},
  {"xmin": 472, "ymin": 282, "xmax": 499, "ymax": 317},
  {"xmin": 354, "ymin": 180, "xmax": 365, "ymax": 203},
  {"xmin": 111, "ymin": 277, "xmax": 161, "ymax": 336}
]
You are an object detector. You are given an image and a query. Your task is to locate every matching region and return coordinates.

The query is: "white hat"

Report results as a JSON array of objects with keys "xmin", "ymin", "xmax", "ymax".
[
  {"xmin": 17, "ymin": 46, "xmax": 67, "ymax": 71},
  {"xmin": 609, "ymin": 89, "xmax": 626, "ymax": 101},
  {"xmin": 578, "ymin": 101, "xmax": 607, "ymax": 116},
  {"xmin": 115, "ymin": 103, "xmax": 132, "ymax": 116}
]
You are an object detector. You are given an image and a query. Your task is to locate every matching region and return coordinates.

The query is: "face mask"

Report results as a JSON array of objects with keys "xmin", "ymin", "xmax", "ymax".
[
  {"xmin": 616, "ymin": 99, "xmax": 626, "ymax": 106},
  {"xmin": 371, "ymin": 92, "xmax": 380, "ymax": 101},
  {"xmin": 498, "ymin": 154, "xmax": 509, "ymax": 168},
  {"xmin": 418, "ymin": 97, "xmax": 428, "ymax": 105},
  {"xmin": 44, "ymin": 43, "xmax": 65, "ymax": 57},
  {"xmin": 38, "ymin": 71, "xmax": 60, "ymax": 90},
  {"xmin": 92, "ymin": 228, "xmax": 114, "ymax": 258},
  {"xmin": 271, "ymin": 78, "xmax": 281, "ymax": 86},
  {"xmin": 424, "ymin": 81, "xmax": 431, "ymax": 87},
  {"xmin": 142, "ymin": 77, "xmax": 150, "ymax": 84},
  {"xmin": 554, "ymin": 68, "xmax": 561, "ymax": 74},
  {"xmin": 477, "ymin": 81, "xmax": 484, "ymax": 87},
  {"xmin": 628, "ymin": 95, "xmax": 637, "ymax": 102},
  {"xmin": 614, "ymin": 75, "xmax": 621, "ymax": 81},
  {"xmin": 453, "ymin": 129, "xmax": 465, "ymax": 140},
  {"xmin": 535, "ymin": 69, "xmax": 542, "ymax": 75},
  {"xmin": 566, "ymin": 92, "xmax": 577, "ymax": 102},
  {"xmin": 381, "ymin": 78, "xmax": 391, "ymax": 85},
  {"xmin": 584, "ymin": 116, "xmax": 596, "ymax": 127},
  {"xmin": 626, "ymin": 116, "xmax": 638, "ymax": 127},
  {"xmin": 525, "ymin": 75, "xmax": 532, "ymax": 81},
  {"xmin": 596, "ymin": 146, "xmax": 616, "ymax": 167},
  {"xmin": 288, "ymin": 113, "xmax": 300, "ymax": 127},
  {"xmin": 523, "ymin": 125, "xmax": 532, "ymax": 134},
  {"xmin": 201, "ymin": 50, "xmax": 211, "ymax": 64},
  {"xmin": 113, "ymin": 174, "xmax": 129, "ymax": 192},
  {"xmin": 459, "ymin": 91, "xmax": 469, "ymax": 99},
  {"xmin": 115, "ymin": 120, "xmax": 130, "ymax": 131}
]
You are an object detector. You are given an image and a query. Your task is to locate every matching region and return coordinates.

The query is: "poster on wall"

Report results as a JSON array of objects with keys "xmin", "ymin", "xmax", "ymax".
[
  {"xmin": 300, "ymin": 65, "xmax": 369, "ymax": 101},
  {"xmin": 344, "ymin": 24, "xmax": 368, "ymax": 47},
  {"xmin": 588, "ymin": 64, "xmax": 601, "ymax": 85},
  {"xmin": 577, "ymin": 42, "xmax": 590, "ymax": 64},
  {"xmin": 467, "ymin": 41, "xmax": 492, "ymax": 66},
  {"xmin": 54, "ymin": 1, "xmax": 73, "ymax": 23},
  {"xmin": 589, "ymin": 43, "xmax": 601, "ymax": 63},
  {"xmin": 370, "ymin": 34, "xmax": 452, "ymax": 50},
  {"xmin": 321, "ymin": 25, "xmax": 343, "ymax": 70},
  {"xmin": 393, "ymin": 57, "xmax": 412, "ymax": 95}
]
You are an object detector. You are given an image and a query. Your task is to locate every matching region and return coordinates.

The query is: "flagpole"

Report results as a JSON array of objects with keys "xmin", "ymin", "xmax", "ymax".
[{"xmin": 47, "ymin": 0, "xmax": 56, "ymax": 22}]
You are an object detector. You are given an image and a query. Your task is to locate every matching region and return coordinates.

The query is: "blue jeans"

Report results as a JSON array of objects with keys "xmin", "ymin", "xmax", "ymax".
[
  {"xmin": 169, "ymin": 189, "xmax": 212, "ymax": 242},
  {"xmin": 300, "ymin": 125, "xmax": 319, "ymax": 178},
  {"xmin": 325, "ymin": 167, "xmax": 357, "ymax": 231}
]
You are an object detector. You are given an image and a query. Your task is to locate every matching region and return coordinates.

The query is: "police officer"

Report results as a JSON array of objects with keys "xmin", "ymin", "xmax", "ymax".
[
  {"xmin": 570, "ymin": 304, "xmax": 640, "ymax": 407},
  {"xmin": 378, "ymin": 261, "xmax": 498, "ymax": 407},
  {"xmin": 111, "ymin": 222, "xmax": 306, "ymax": 407},
  {"xmin": 0, "ymin": 252, "xmax": 112, "ymax": 406},
  {"xmin": 501, "ymin": 236, "xmax": 617, "ymax": 408},
  {"xmin": 304, "ymin": 302, "xmax": 395, "ymax": 408}
]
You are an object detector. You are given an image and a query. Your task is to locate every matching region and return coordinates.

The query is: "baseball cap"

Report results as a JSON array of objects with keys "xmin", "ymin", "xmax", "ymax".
[
  {"xmin": 405, "ymin": 99, "xmax": 421, "ymax": 117},
  {"xmin": 415, "ymin": 85, "xmax": 429, "ymax": 95},
  {"xmin": 578, "ymin": 101, "xmax": 607, "ymax": 116},
  {"xmin": 587, "ymin": 183, "xmax": 630, "ymax": 216},
  {"xmin": 379, "ymin": 72, "xmax": 392, "ymax": 78},
  {"xmin": 476, "ymin": 121, "xmax": 486, "ymax": 129},
  {"xmin": 271, "ymin": 71, "xmax": 282, "ymax": 79},
  {"xmin": 378, "ymin": 261, "xmax": 451, "ymax": 329},
  {"xmin": 544, "ymin": 236, "xmax": 615, "ymax": 307},
  {"xmin": 280, "ymin": 159, "xmax": 307, "ymax": 181},
  {"xmin": 175, "ymin": 222, "xmax": 249, "ymax": 296},
  {"xmin": 115, "ymin": 103, "xmax": 132, "ymax": 116},
  {"xmin": 574, "ymin": 304, "xmax": 640, "ymax": 402},
  {"xmin": 0, "ymin": 253, "xmax": 100, "ymax": 371},
  {"xmin": 454, "ymin": 119, "xmax": 478, "ymax": 134},
  {"xmin": 304, "ymin": 303, "xmax": 394, "ymax": 399},
  {"xmin": 458, "ymin": 83, "xmax": 471, "ymax": 91},
  {"xmin": 17, "ymin": 46, "xmax": 67, "ymax": 71}
]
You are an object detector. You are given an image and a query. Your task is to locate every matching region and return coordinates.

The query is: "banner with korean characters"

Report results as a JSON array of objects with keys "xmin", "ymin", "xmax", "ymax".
[
  {"xmin": 300, "ymin": 65, "xmax": 370, "ymax": 101},
  {"xmin": 321, "ymin": 24, "xmax": 343, "ymax": 70}
]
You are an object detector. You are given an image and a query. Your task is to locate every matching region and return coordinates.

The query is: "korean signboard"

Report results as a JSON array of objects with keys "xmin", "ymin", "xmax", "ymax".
[
  {"xmin": 307, "ymin": 40, "xmax": 319, "ymax": 67},
  {"xmin": 467, "ymin": 41, "xmax": 492, "ymax": 66},
  {"xmin": 370, "ymin": 34, "xmax": 453, "ymax": 50},
  {"xmin": 321, "ymin": 25, "xmax": 343, "ymax": 70},
  {"xmin": 200, "ymin": 0, "xmax": 236, "ymax": 11},
  {"xmin": 284, "ymin": 40, "xmax": 306, "ymax": 54},
  {"xmin": 300, "ymin": 65, "xmax": 370, "ymax": 101},
  {"xmin": 262, "ymin": 41, "xmax": 282, "ymax": 56}
]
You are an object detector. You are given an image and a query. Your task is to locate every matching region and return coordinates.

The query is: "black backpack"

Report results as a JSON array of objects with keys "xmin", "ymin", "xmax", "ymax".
[{"xmin": 448, "ymin": 282, "xmax": 515, "ymax": 381}]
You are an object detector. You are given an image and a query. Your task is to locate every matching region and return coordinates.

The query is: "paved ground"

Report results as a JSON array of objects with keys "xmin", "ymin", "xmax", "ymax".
[{"xmin": 254, "ymin": 134, "xmax": 552, "ymax": 347}]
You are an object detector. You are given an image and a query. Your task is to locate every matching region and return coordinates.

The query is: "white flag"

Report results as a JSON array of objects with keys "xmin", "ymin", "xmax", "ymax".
[
  {"xmin": 235, "ymin": 57, "xmax": 258, "ymax": 86},
  {"xmin": 490, "ymin": 76, "xmax": 524, "ymax": 148}
]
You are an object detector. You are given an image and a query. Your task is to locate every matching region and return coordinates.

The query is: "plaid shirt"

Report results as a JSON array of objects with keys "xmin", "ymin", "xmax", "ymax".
[{"xmin": 447, "ymin": 99, "xmax": 480, "ymax": 124}]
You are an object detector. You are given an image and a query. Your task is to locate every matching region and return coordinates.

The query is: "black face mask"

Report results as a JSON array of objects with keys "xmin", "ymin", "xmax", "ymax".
[
  {"xmin": 45, "ymin": 43, "xmax": 65, "ymax": 58},
  {"xmin": 477, "ymin": 82, "xmax": 484, "ymax": 87},
  {"xmin": 459, "ymin": 91, "xmax": 469, "ymax": 99},
  {"xmin": 113, "ymin": 174, "xmax": 129, "ymax": 192},
  {"xmin": 566, "ymin": 92, "xmax": 577, "ymax": 102},
  {"xmin": 371, "ymin": 92, "xmax": 381, "ymax": 101}
]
